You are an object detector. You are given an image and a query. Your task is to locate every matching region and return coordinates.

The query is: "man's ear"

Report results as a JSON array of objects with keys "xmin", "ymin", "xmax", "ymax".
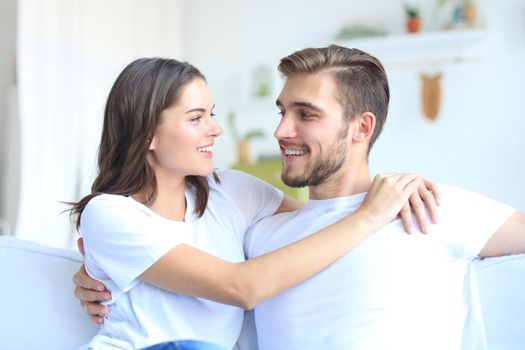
[{"xmin": 352, "ymin": 112, "xmax": 376, "ymax": 143}]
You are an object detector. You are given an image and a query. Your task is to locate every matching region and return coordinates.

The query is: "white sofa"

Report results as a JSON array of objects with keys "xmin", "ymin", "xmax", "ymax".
[
  {"xmin": 0, "ymin": 236, "xmax": 524, "ymax": 349},
  {"xmin": 0, "ymin": 236, "xmax": 98, "ymax": 349}
]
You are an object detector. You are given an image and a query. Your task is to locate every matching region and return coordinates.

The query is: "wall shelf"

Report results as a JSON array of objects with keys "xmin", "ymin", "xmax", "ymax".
[{"xmin": 336, "ymin": 29, "xmax": 486, "ymax": 70}]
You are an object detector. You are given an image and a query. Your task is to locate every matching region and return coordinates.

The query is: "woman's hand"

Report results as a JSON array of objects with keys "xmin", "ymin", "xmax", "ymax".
[
  {"xmin": 359, "ymin": 174, "xmax": 440, "ymax": 234},
  {"xmin": 400, "ymin": 178, "xmax": 440, "ymax": 234}
]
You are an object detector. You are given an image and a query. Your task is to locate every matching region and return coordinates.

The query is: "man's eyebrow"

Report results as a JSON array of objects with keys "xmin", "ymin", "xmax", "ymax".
[
  {"xmin": 275, "ymin": 99, "xmax": 323, "ymax": 113},
  {"xmin": 292, "ymin": 101, "xmax": 323, "ymax": 112}
]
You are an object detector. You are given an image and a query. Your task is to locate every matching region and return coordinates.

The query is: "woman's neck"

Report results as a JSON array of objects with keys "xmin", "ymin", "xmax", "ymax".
[{"xmin": 133, "ymin": 176, "xmax": 187, "ymax": 221}]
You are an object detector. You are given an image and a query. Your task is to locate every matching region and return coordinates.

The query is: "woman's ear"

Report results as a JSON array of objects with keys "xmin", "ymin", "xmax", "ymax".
[
  {"xmin": 352, "ymin": 112, "xmax": 376, "ymax": 143},
  {"xmin": 148, "ymin": 136, "xmax": 156, "ymax": 151}
]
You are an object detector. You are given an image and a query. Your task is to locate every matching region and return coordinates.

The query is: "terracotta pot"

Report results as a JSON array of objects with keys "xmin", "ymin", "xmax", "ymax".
[
  {"xmin": 407, "ymin": 17, "xmax": 421, "ymax": 33},
  {"xmin": 236, "ymin": 139, "xmax": 250, "ymax": 164}
]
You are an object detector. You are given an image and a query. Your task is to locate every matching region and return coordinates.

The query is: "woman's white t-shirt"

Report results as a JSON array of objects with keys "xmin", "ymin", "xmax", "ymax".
[{"xmin": 80, "ymin": 170, "xmax": 283, "ymax": 350}]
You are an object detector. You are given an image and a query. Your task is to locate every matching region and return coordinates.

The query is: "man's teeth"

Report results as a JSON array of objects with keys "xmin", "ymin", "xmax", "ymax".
[
  {"xmin": 197, "ymin": 146, "xmax": 212, "ymax": 152},
  {"xmin": 284, "ymin": 149, "xmax": 307, "ymax": 156}
]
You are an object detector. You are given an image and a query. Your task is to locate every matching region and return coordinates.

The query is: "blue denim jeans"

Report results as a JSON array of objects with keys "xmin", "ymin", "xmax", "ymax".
[{"xmin": 141, "ymin": 340, "xmax": 227, "ymax": 350}]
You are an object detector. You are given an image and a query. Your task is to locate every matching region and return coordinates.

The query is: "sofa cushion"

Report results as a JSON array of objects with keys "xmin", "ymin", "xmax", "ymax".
[
  {"xmin": 0, "ymin": 236, "xmax": 98, "ymax": 349},
  {"xmin": 474, "ymin": 254, "xmax": 525, "ymax": 350}
]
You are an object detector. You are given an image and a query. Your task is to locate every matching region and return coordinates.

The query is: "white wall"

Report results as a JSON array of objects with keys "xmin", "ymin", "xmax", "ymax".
[
  {"xmin": 182, "ymin": 0, "xmax": 525, "ymax": 211},
  {"xmin": 13, "ymin": 0, "xmax": 185, "ymax": 248},
  {"xmin": 371, "ymin": 0, "xmax": 525, "ymax": 211},
  {"xmin": 1, "ymin": 0, "xmax": 523, "ymax": 245}
]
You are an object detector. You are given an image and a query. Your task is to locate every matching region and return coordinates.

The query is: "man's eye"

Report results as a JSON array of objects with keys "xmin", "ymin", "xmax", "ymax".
[
  {"xmin": 210, "ymin": 113, "xmax": 216, "ymax": 117},
  {"xmin": 300, "ymin": 112, "xmax": 312, "ymax": 119},
  {"xmin": 277, "ymin": 110, "xmax": 285, "ymax": 117}
]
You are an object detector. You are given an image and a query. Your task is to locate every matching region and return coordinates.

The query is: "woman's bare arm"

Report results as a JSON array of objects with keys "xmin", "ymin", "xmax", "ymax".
[{"xmin": 139, "ymin": 173, "xmax": 422, "ymax": 309}]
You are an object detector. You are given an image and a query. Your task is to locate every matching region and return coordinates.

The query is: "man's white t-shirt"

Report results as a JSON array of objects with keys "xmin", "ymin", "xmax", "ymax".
[
  {"xmin": 80, "ymin": 170, "xmax": 283, "ymax": 350},
  {"xmin": 244, "ymin": 185, "xmax": 515, "ymax": 350}
]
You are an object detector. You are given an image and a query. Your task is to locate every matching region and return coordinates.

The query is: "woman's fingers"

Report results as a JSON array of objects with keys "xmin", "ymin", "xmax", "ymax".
[
  {"xmin": 399, "ymin": 203, "xmax": 413, "ymax": 234},
  {"xmin": 402, "ymin": 177, "xmax": 440, "ymax": 234},
  {"xmin": 361, "ymin": 173, "xmax": 420, "ymax": 231},
  {"xmin": 369, "ymin": 173, "xmax": 440, "ymax": 234},
  {"xmin": 418, "ymin": 181, "xmax": 439, "ymax": 224},
  {"xmin": 425, "ymin": 180, "xmax": 441, "ymax": 206},
  {"xmin": 409, "ymin": 190, "xmax": 429, "ymax": 234}
]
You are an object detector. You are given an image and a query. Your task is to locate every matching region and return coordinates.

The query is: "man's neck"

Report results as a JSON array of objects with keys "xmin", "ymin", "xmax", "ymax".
[{"xmin": 308, "ymin": 162, "xmax": 371, "ymax": 200}]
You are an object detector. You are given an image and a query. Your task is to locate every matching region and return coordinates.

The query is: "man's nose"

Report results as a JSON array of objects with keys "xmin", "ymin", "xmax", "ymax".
[{"xmin": 274, "ymin": 115, "xmax": 296, "ymax": 140}]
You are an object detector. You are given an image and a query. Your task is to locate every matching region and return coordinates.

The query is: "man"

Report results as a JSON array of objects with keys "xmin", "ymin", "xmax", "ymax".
[
  {"xmin": 76, "ymin": 46, "xmax": 525, "ymax": 349},
  {"xmin": 242, "ymin": 45, "xmax": 524, "ymax": 349}
]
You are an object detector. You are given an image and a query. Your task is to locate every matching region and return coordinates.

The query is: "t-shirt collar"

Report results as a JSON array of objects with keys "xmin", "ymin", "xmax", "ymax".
[{"xmin": 303, "ymin": 192, "xmax": 367, "ymax": 213}]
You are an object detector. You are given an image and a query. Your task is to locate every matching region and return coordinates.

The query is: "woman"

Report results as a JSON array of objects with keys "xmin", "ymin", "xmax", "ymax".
[{"xmin": 71, "ymin": 57, "xmax": 437, "ymax": 350}]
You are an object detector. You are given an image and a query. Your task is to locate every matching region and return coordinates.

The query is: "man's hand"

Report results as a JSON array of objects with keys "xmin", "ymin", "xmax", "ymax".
[{"xmin": 74, "ymin": 238, "xmax": 111, "ymax": 324}]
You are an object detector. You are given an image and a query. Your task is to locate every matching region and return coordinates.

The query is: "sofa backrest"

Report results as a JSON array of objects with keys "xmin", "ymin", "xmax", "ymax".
[{"xmin": 0, "ymin": 236, "xmax": 98, "ymax": 349}]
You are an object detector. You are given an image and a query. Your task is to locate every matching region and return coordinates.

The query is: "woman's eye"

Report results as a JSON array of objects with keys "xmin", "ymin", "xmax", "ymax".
[
  {"xmin": 277, "ymin": 110, "xmax": 285, "ymax": 117},
  {"xmin": 210, "ymin": 113, "xmax": 216, "ymax": 118},
  {"xmin": 191, "ymin": 116, "xmax": 202, "ymax": 122}
]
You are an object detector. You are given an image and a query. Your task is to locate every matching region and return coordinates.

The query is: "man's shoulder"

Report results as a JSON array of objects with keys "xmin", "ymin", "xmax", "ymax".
[
  {"xmin": 245, "ymin": 209, "xmax": 302, "ymax": 258},
  {"xmin": 252, "ymin": 209, "xmax": 301, "ymax": 232},
  {"xmin": 434, "ymin": 184, "xmax": 514, "ymax": 223}
]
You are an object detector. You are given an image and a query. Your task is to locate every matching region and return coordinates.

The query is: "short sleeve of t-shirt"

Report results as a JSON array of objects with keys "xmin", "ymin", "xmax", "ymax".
[
  {"xmin": 81, "ymin": 194, "xmax": 190, "ymax": 299},
  {"xmin": 214, "ymin": 169, "xmax": 284, "ymax": 228},
  {"xmin": 431, "ymin": 185, "xmax": 516, "ymax": 259}
]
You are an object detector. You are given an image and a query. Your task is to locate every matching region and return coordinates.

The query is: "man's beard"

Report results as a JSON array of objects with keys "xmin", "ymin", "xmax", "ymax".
[{"xmin": 281, "ymin": 125, "xmax": 348, "ymax": 188}]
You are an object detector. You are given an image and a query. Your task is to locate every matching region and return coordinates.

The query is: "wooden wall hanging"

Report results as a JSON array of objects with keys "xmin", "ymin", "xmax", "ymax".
[{"xmin": 420, "ymin": 73, "xmax": 442, "ymax": 121}]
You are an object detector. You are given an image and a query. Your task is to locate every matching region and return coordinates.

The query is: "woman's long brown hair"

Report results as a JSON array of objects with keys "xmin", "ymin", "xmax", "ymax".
[{"xmin": 70, "ymin": 58, "xmax": 215, "ymax": 230}]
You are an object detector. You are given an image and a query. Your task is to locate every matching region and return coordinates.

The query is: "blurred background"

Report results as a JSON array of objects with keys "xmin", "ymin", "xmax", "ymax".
[{"xmin": 0, "ymin": 0, "xmax": 524, "ymax": 249}]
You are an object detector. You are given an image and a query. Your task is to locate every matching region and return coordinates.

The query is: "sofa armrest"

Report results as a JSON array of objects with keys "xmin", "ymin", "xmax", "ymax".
[{"xmin": 0, "ymin": 236, "xmax": 98, "ymax": 349}]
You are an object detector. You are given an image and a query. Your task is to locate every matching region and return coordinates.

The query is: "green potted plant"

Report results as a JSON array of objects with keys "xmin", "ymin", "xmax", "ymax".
[
  {"xmin": 404, "ymin": 4, "xmax": 421, "ymax": 33},
  {"xmin": 228, "ymin": 111, "xmax": 265, "ymax": 164}
]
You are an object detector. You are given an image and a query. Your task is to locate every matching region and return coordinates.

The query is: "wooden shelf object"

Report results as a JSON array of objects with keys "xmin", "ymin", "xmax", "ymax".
[{"xmin": 336, "ymin": 29, "xmax": 486, "ymax": 70}]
